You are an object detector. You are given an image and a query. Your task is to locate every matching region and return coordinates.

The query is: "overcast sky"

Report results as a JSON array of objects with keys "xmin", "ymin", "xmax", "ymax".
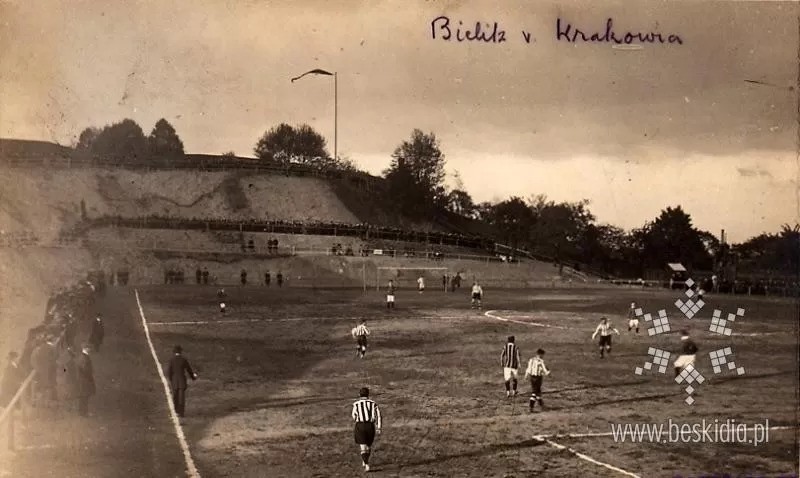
[{"xmin": 0, "ymin": 0, "xmax": 797, "ymax": 242}]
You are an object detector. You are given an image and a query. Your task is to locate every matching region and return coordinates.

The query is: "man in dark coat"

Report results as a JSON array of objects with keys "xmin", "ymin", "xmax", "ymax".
[
  {"xmin": 167, "ymin": 345, "xmax": 197, "ymax": 417},
  {"xmin": 32, "ymin": 338, "xmax": 58, "ymax": 405},
  {"xmin": 89, "ymin": 315, "xmax": 105, "ymax": 352},
  {"xmin": 1, "ymin": 351, "xmax": 22, "ymax": 408},
  {"xmin": 76, "ymin": 346, "xmax": 95, "ymax": 416}
]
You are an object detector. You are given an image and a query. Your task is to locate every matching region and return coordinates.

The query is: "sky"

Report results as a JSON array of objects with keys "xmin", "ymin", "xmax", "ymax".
[{"xmin": 0, "ymin": 0, "xmax": 797, "ymax": 242}]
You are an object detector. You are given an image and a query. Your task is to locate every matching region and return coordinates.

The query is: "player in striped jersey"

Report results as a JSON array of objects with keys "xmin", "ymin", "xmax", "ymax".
[
  {"xmin": 524, "ymin": 348, "xmax": 551, "ymax": 412},
  {"xmin": 591, "ymin": 317, "xmax": 620, "ymax": 358},
  {"xmin": 627, "ymin": 302, "xmax": 639, "ymax": 334},
  {"xmin": 352, "ymin": 387, "xmax": 382, "ymax": 472},
  {"xmin": 500, "ymin": 336, "xmax": 521, "ymax": 397},
  {"xmin": 351, "ymin": 319, "xmax": 370, "ymax": 359},
  {"xmin": 386, "ymin": 280, "xmax": 396, "ymax": 310}
]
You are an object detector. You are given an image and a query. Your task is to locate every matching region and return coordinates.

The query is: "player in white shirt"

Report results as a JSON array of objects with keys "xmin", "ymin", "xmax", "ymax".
[
  {"xmin": 591, "ymin": 317, "xmax": 620, "ymax": 359},
  {"xmin": 470, "ymin": 282, "xmax": 483, "ymax": 310},
  {"xmin": 386, "ymin": 280, "xmax": 396, "ymax": 309},
  {"xmin": 627, "ymin": 302, "xmax": 639, "ymax": 334},
  {"xmin": 417, "ymin": 276, "xmax": 425, "ymax": 294}
]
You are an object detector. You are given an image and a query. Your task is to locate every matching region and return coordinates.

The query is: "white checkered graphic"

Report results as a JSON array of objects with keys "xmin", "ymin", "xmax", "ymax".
[
  {"xmin": 675, "ymin": 363, "xmax": 705, "ymax": 405},
  {"xmin": 709, "ymin": 308, "xmax": 745, "ymax": 336},
  {"xmin": 675, "ymin": 279, "xmax": 705, "ymax": 319},
  {"xmin": 635, "ymin": 308, "xmax": 671, "ymax": 336},
  {"xmin": 709, "ymin": 347, "xmax": 745, "ymax": 376},
  {"xmin": 634, "ymin": 347, "xmax": 671, "ymax": 375}
]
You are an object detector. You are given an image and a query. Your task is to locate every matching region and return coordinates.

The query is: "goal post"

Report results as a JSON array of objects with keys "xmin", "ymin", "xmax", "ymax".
[{"xmin": 376, "ymin": 266, "xmax": 449, "ymax": 291}]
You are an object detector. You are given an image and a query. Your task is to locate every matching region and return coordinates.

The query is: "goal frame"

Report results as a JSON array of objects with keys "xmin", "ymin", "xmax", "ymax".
[{"xmin": 376, "ymin": 266, "xmax": 449, "ymax": 292}]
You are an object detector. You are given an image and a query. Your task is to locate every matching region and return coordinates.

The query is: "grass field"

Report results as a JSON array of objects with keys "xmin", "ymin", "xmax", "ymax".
[{"xmin": 136, "ymin": 285, "xmax": 799, "ymax": 477}]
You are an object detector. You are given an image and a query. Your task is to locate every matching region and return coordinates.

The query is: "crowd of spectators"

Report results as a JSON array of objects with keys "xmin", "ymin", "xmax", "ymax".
[
  {"xmin": 80, "ymin": 216, "xmax": 494, "ymax": 251},
  {"xmin": 1, "ymin": 276, "xmax": 104, "ymax": 417}
]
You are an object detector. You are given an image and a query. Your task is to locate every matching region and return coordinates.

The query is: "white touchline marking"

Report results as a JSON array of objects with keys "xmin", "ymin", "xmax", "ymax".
[
  {"xmin": 148, "ymin": 315, "xmax": 467, "ymax": 326},
  {"xmin": 135, "ymin": 289, "xmax": 201, "ymax": 478},
  {"xmin": 484, "ymin": 310, "xmax": 572, "ymax": 330},
  {"xmin": 532, "ymin": 435, "xmax": 641, "ymax": 478}
]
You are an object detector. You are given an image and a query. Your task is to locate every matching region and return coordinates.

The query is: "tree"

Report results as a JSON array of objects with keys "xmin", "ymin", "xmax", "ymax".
[
  {"xmin": 90, "ymin": 119, "xmax": 148, "ymax": 159},
  {"xmin": 446, "ymin": 189, "xmax": 476, "ymax": 217},
  {"xmin": 76, "ymin": 127, "xmax": 100, "ymax": 151},
  {"xmin": 254, "ymin": 123, "xmax": 329, "ymax": 164},
  {"xmin": 643, "ymin": 206, "xmax": 711, "ymax": 271},
  {"xmin": 384, "ymin": 129, "xmax": 447, "ymax": 216},
  {"xmin": 148, "ymin": 118, "xmax": 184, "ymax": 156},
  {"xmin": 483, "ymin": 197, "xmax": 535, "ymax": 251}
]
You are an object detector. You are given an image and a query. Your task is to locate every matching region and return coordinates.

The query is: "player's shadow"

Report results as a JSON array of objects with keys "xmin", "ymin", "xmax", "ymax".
[
  {"xmin": 200, "ymin": 395, "xmax": 340, "ymax": 416},
  {"xmin": 548, "ymin": 392, "xmax": 680, "ymax": 411},
  {"xmin": 709, "ymin": 370, "xmax": 793, "ymax": 385},
  {"xmin": 546, "ymin": 379, "xmax": 650, "ymax": 395},
  {"xmin": 390, "ymin": 438, "xmax": 546, "ymax": 469}
]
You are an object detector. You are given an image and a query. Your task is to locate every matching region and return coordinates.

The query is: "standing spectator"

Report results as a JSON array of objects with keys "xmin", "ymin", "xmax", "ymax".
[
  {"xmin": 265, "ymin": 271, "xmax": 271, "ymax": 287},
  {"xmin": 89, "ymin": 315, "xmax": 105, "ymax": 352},
  {"xmin": 277, "ymin": 271, "xmax": 284, "ymax": 288},
  {"xmin": 196, "ymin": 268, "xmax": 202, "ymax": 285},
  {"xmin": 64, "ymin": 315, "xmax": 78, "ymax": 351},
  {"xmin": 76, "ymin": 346, "xmax": 95, "ymax": 417},
  {"xmin": 442, "ymin": 274, "xmax": 448, "ymax": 292},
  {"xmin": 63, "ymin": 348, "xmax": 79, "ymax": 413},
  {"xmin": 1, "ymin": 351, "xmax": 21, "ymax": 408},
  {"xmin": 33, "ymin": 338, "xmax": 58, "ymax": 405},
  {"xmin": 202, "ymin": 267, "xmax": 209, "ymax": 285},
  {"xmin": 240, "ymin": 269, "xmax": 247, "ymax": 286},
  {"xmin": 167, "ymin": 345, "xmax": 198, "ymax": 418}
]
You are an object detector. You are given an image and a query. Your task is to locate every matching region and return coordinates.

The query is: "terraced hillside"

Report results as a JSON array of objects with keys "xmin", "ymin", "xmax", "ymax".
[{"xmin": 0, "ymin": 167, "xmax": 364, "ymax": 240}]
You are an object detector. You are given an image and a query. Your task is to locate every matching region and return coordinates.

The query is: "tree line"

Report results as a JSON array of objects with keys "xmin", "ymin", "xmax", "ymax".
[{"xmin": 72, "ymin": 119, "xmax": 798, "ymax": 279}]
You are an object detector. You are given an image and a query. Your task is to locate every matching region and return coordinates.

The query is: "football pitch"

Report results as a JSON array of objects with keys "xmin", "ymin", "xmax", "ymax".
[{"xmin": 136, "ymin": 285, "xmax": 799, "ymax": 477}]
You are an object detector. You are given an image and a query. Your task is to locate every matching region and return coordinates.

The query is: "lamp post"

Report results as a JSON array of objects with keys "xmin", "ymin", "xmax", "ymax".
[{"xmin": 291, "ymin": 68, "xmax": 337, "ymax": 161}]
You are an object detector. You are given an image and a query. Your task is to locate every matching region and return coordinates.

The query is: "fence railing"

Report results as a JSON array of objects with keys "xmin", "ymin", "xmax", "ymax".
[
  {"xmin": 74, "ymin": 216, "xmax": 493, "ymax": 251},
  {"xmin": 599, "ymin": 278, "xmax": 800, "ymax": 297},
  {"xmin": 0, "ymin": 370, "xmax": 36, "ymax": 453}
]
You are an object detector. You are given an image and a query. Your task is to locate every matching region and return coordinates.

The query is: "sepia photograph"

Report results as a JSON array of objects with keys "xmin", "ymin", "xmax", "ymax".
[{"xmin": 0, "ymin": 1, "xmax": 798, "ymax": 476}]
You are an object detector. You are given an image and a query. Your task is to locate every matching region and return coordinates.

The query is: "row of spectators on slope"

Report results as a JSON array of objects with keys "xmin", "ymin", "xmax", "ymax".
[
  {"xmin": 81, "ymin": 216, "xmax": 494, "ymax": 250},
  {"xmin": 1, "ymin": 278, "xmax": 104, "ymax": 417}
]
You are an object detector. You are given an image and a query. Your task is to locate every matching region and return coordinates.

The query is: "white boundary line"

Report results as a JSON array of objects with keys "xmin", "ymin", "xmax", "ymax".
[
  {"xmin": 148, "ymin": 315, "xmax": 467, "ymax": 326},
  {"xmin": 135, "ymin": 289, "xmax": 201, "ymax": 478},
  {"xmin": 484, "ymin": 310, "xmax": 572, "ymax": 330},
  {"xmin": 532, "ymin": 435, "xmax": 641, "ymax": 478}
]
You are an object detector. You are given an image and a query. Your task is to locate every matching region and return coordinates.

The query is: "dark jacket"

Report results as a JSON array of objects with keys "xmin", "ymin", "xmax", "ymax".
[
  {"xmin": 167, "ymin": 354, "xmax": 196, "ymax": 390},
  {"xmin": 77, "ymin": 353, "xmax": 95, "ymax": 397},
  {"xmin": 1, "ymin": 360, "xmax": 22, "ymax": 405},
  {"xmin": 89, "ymin": 319, "xmax": 105, "ymax": 347}
]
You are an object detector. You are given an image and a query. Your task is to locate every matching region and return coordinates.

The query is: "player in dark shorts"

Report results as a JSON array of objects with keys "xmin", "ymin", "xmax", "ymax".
[{"xmin": 351, "ymin": 387, "xmax": 382, "ymax": 472}]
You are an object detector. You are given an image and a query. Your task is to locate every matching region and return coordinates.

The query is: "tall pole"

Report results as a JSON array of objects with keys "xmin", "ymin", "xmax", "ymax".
[{"xmin": 334, "ymin": 72, "xmax": 338, "ymax": 162}]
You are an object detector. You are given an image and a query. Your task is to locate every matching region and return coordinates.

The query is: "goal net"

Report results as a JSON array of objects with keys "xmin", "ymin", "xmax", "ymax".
[{"xmin": 376, "ymin": 266, "xmax": 449, "ymax": 291}]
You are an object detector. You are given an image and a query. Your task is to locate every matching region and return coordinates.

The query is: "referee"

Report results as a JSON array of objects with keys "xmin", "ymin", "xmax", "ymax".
[{"xmin": 352, "ymin": 387, "xmax": 382, "ymax": 472}]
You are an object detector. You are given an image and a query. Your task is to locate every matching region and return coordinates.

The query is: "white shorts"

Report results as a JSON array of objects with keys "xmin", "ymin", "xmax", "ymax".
[
  {"xmin": 386, "ymin": 294, "xmax": 395, "ymax": 302},
  {"xmin": 674, "ymin": 354, "xmax": 696, "ymax": 369},
  {"xmin": 629, "ymin": 319, "xmax": 639, "ymax": 328},
  {"xmin": 220, "ymin": 302, "xmax": 226, "ymax": 309},
  {"xmin": 503, "ymin": 367, "xmax": 518, "ymax": 381}
]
